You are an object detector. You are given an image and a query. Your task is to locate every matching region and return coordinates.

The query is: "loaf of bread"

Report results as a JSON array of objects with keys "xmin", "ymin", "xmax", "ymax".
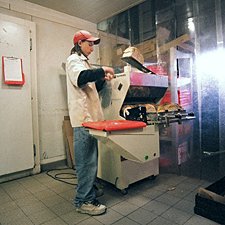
[
  {"xmin": 157, "ymin": 103, "xmax": 183, "ymax": 113},
  {"xmin": 164, "ymin": 103, "xmax": 183, "ymax": 112},
  {"xmin": 143, "ymin": 104, "xmax": 157, "ymax": 113},
  {"xmin": 157, "ymin": 104, "xmax": 166, "ymax": 113},
  {"xmin": 122, "ymin": 47, "xmax": 144, "ymax": 65}
]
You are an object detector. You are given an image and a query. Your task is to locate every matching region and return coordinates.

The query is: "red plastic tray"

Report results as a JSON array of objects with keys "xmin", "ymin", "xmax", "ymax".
[{"xmin": 82, "ymin": 120, "xmax": 146, "ymax": 131}]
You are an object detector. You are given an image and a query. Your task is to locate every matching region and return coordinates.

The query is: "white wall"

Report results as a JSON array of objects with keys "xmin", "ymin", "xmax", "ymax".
[{"xmin": 0, "ymin": 0, "xmax": 101, "ymax": 166}]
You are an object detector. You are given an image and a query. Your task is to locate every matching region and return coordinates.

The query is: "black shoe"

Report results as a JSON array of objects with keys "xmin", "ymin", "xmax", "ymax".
[{"xmin": 94, "ymin": 183, "xmax": 104, "ymax": 197}]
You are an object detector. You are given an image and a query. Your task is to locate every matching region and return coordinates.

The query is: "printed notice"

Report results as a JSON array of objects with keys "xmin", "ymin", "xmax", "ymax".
[{"xmin": 2, "ymin": 56, "xmax": 25, "ymax": 85}]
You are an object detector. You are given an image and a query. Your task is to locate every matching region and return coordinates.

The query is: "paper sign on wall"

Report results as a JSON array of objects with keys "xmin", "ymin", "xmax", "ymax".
[{"xmin": 2, "ymin": 56, "xmax": 25, "ymax": 85}]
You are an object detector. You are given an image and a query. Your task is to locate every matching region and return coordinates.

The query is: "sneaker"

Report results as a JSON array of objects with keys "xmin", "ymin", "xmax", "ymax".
[{"xmin": 76, "ymin": 200, "xmax": 107, "ymax": 216}]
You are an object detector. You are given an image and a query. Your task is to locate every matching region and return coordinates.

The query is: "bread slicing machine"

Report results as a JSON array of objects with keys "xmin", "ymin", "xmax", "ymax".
[{"xmin": 83, "ymin": 64, "xmax": 169, "ymax": 193}]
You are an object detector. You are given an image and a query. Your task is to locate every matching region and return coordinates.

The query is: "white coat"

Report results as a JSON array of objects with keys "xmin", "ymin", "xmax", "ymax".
[{"xmin": 66, "ymin": 53, "xmax": 104, "ymax": 127}]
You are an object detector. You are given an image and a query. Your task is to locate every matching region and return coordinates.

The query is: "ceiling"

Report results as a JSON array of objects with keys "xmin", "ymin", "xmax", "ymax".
[{"xmin": 24, "ymin": 0, "xmax": 146, "ymax": 23}]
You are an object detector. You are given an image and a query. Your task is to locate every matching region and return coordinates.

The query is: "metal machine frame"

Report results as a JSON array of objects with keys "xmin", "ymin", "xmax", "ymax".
[{"xmin": 91, "ymin": 66, "xmax": 168, "ymax": 193}]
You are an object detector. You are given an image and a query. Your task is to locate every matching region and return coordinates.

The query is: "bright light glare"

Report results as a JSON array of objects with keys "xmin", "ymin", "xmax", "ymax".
[
  {"xmin": 196, "ymin": 48, "xmax": 225, "ymax": 81},
  {"xmin": 188, "ymin": 18, "xmax": 195, "ymax": 32}
]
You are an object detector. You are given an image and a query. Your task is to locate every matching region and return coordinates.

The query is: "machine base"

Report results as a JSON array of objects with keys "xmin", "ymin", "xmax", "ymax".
[{"xmin": 97, "ymin": 142, "xmax": 159, "ymax": 193}]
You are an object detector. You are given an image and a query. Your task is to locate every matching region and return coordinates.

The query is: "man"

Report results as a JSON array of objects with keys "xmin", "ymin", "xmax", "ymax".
[{"xmin": 66, "ymin": 30, "xmax": 114, "ymax": 215}]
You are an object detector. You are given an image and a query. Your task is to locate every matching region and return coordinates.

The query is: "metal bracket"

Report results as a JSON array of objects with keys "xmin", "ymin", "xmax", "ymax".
[{"xmin": 203, "ymin": 150, "xmax": 225, "ymax": 156}]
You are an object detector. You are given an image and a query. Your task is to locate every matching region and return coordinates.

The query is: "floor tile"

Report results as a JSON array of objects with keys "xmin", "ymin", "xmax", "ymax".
[
  {"xmin": 2, "ymin": 184, "xmax": 32, "ymax": 200},
  {"xmin": 166, "ymin": 185, "xmax": 192, "ymax": 198},
  {"xmin": 33, "ymin": 172, "xmax": 58, "ymax": 184},
  {"xmin": 14, "ymin": 195, "xmax": 40, "ymax": 207},
  {"xmin": 184, "ymin": 214, "xmax": 219, "ymax": 225},
  {"xmin": 33, "ymin": 189, "xmax": 56, "ymax": 200},
  {"xmin": 0, "ymin": 201, "xmax": 18, "ymax": 215},
  {"xmin": 0, "ymin": 208, "xmax": 28, "ymax": 224},
  {"xmin": 40, "ymin": 194, "xmax": 68, "ymax": 207},
  {"xmin": 0, "ymin": 170, "xmax": 222, "ymax": 225},
  {"xmin": 111, "ymin": 200, "xmax": 139, "ymax": 216},
  {"xmin": 112, "ymin": 217, "xmax": 141, "ymax": 225},
  {"xmin": 1, "ymin": 214, "xmax": 34, "ymax": 225},
  {"xmin": 60, "ymin": 210, "xmax": 89, "ymax": 225},
  {"xmin": 154, "ymin": 192, "xmax": 181, "ymax": 206},
  {"xmin": 20, "ymin": 201, "xmax": 49, "ymax": 215},
  {"xmin": 183, "ymin": 190, "xmax": 198, "ymax": 203},
  {"xmin": 148, "ymin": 216, "xmax": 179, "ymax": 225},
  {"xmin": 45, "ymin": 181, "xmax": 73, "ymax": 194},
  {"xmin": 23, "ymin": 182, "xmax": 47, "ymax": 194},
  {"xmin": 159, "ymin": 174, "xmax": 187, "ymax": 186},
  {"xmin": 142, "ymin": 199, "xmax": 171, "ymax": 215},
  {"xmin": 141, "ymin": 188, "xmax": 164, "ymax": 200},
  {"xmin": 175, "ymin": 179, "xmax": 200, "ymax": 191},
  {"xmin": 0, "ymin": 180, "xmax": 21, "ymax": 190},
  {"xmin": 173, "ymin": 199, "xmax": 195, "ymax": 214},
  {"xmin": 127, "ymin": 207, "xmax": 157, "ymax": 224},
  {"xmin": 58, "ymin": 188, "xmax": 75, "ymax": 202},
  {"xmin": 124, "ymin": 192, "xmax": 151, "ymax": 207},
  {"xmin": 0, "ymin": 190, "xmax": 12, "ymax": 204},
  {"xmin": 77, "ymin": 217, "xmax": 105, "ymax": 225},
  {"xmin": 94, "ymin": 208, "xmax": 124, "ymax": 225},
  {"xmin": 50, "ymin": 200, "xmax": 75, "ymax": 216},
  {"xmin": 161, "ymin": 207, "xmax": 193, "ymax": 224},
  {"xmin": 97, "ymin": 191, "xmax": 125, "ymax": 207},
  {"xmin": 26, "ymin": 208, "xmax": 57, "ymax": 225},
  {"xmin": 41, "ymin": 217, "xmax": 69, "ymax": 225},
  {"xmin": 150, "ymin": 183, "xmax": 171, "ymax": 192},
  {"xmin": 18, "ymin": 176, "xmax": 42, "ymax": 189}
]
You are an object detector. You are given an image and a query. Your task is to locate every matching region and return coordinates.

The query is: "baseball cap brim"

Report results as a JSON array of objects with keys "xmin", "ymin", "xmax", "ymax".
[{"xmin": 86, "ymin": 37, "xmax": 100, "ymax": 45}]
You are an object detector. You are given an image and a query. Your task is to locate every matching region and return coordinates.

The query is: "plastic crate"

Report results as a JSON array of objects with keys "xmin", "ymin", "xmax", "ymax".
[{"xmin": 194, "ymin": 176, "xmax": 225, "ymax": 224}]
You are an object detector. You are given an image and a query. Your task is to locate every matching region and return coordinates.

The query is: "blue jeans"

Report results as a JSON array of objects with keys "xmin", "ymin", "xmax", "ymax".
[{"xmin": 73, "ymin": 127, "xmax": 98, "ymax": 207}]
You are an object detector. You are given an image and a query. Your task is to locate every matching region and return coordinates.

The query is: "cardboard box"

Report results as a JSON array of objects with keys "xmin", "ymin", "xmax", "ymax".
[
  {"xmin": 63, "ymin": 116, "xmax": 75, "ymax": 168},
  {"xmin": 194, "ymin": 176, "xmax": 225, "ymax": 224}
]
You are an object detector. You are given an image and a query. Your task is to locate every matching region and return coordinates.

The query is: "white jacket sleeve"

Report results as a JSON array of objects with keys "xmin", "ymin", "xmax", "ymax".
[{"xmin": 66, "ymin": 54, "xmax": 87, "ymax": 87}]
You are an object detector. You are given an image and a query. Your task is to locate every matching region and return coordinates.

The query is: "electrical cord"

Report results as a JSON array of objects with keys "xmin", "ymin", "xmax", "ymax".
[
  {"xmin": 46, "ymin": 168, "xmax": 105, "ymax": 195},
  {"xmin": 46, "ymin": 168, "xmax": 78, "ymax": 186}
]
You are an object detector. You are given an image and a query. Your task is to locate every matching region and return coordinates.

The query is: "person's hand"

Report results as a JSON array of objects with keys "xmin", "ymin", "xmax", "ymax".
[
  {"xmin": 102, "ymin": 66, "xmax": 114, "ymax": 81},
  {"xmin": 104, "ymin": 73, "xmax": 114, "ymax": 81}
]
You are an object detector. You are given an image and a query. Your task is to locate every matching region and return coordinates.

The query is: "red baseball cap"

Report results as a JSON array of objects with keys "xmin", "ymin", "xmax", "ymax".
[{"xmin": 73, "ymin": 30, "xmax": 100, "ymax": 45}]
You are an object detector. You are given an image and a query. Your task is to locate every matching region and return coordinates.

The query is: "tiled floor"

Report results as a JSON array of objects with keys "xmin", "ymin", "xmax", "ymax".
[{"xmin": 0, "ymin": 168, "xmax": 220, "ymax": 225}]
